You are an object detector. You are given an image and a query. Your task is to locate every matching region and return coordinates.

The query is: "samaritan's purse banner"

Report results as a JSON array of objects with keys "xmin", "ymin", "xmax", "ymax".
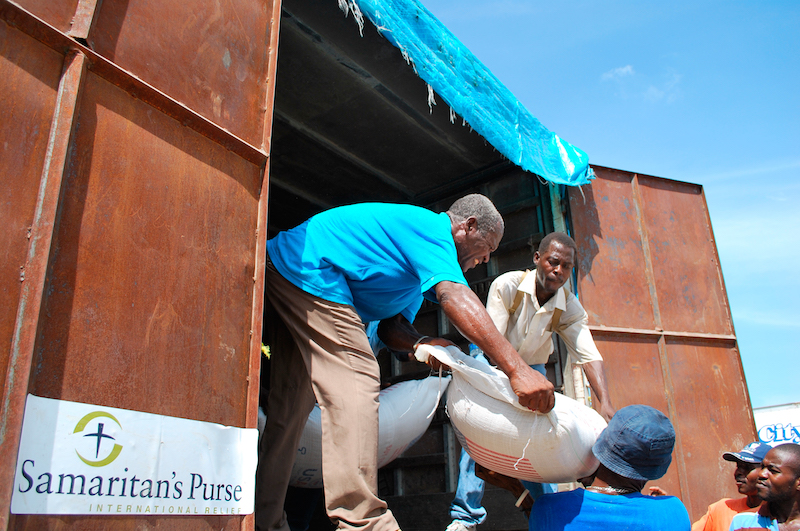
[{"xmin": 12, "ymin": 394, "xmax": 258, "ymax": 515}]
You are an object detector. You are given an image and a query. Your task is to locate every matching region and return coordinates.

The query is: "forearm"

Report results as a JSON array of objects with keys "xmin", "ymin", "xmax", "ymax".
[
  {"xmin": 436, "ymin": 281, "xmax": 554, "ymax": 412},
  {"xmin": 377, "ymin": 315, "xmax": 423, "ymax": 353},
  {"xmin": 436, "ymin": 281, "xmax": 528, "ymax": 378},
  {"xmin": 582, "ymin": 360, "xmax": 615, "ymax": 419}
]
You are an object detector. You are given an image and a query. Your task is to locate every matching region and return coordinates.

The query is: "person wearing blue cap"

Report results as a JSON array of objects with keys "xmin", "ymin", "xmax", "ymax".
[
  {"xmin": 692, "ymin": 441, "xmax": 772, "ymax": 531},
  {"xmin": 729, "ymin": 443, "xmax": 800, "ymax": 531},
  {"xmin": 529, "ymin": 404, "xmax": 691, "ymax": 531}
]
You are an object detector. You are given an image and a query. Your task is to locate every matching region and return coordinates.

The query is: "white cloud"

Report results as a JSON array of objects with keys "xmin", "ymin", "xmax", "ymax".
[
  {"xmin": 713, "ymin": 207, "xmax": 800, "ymax": 271},
  {"xmin": 644, "ymin": 85, "xmax": 664, "ymax": 100},
  {"xmin": 643, "ymin": 72, "xmax": 682, "ymax": 103},
  {"xmin": 601, "ymin": 65, "xmax": 635, "ymax": 81},
  {"xmin": 600, "ymin": 66, "xmax": 682, "ymax": 103}
]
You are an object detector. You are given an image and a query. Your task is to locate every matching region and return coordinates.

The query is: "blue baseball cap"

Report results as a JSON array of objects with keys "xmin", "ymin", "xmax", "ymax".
[
  {"xmin": 592, "ymin": 405, "xmax": 676, "ymax": 481},
  {"xmin": 723, "ymin": 442, "xmax": 772, "ymax": 464}
]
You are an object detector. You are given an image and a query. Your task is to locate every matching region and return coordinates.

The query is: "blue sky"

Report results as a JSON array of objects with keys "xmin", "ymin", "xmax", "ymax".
[{"xmin": 419, "ymin": 0, "xmax": 800, "ymax": 408}]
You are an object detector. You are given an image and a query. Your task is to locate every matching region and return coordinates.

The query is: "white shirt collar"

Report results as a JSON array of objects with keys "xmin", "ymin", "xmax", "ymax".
[{"xmin": 523, "ymin": 270, "xmax": 568, "ymax": 312}]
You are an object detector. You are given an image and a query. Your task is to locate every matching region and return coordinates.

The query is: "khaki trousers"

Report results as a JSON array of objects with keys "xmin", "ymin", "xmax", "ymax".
[{"xmin": 255, "ymin": 256, "xmax": 399, "ymax": 531}]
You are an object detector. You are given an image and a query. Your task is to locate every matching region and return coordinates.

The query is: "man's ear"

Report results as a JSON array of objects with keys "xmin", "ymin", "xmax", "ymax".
[
  {"xmin": 465, "ymin": 216, "xmax": 479, "ymax": 233},
  {"xmin": 533, "ymin": 250, "xmax": 541, "ymax": 266}
]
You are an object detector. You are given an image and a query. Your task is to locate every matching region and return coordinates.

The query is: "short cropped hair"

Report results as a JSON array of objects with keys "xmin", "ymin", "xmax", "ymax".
[
  {"xmin": 447, "ymin": 194, "xmax": 504, "ymax": 235},
  {"xmin": 773, "ymin": 443, "xmax": 800, "ymax": 478},
  {"xmin": 538, "ymin": 232, "xmax": 578, "ymax": 259}
]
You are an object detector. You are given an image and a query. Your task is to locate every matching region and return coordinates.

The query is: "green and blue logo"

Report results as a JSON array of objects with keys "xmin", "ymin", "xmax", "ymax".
[{"xmin": 73, "ymin": 411, "xmax": 123, "ymax": 467}]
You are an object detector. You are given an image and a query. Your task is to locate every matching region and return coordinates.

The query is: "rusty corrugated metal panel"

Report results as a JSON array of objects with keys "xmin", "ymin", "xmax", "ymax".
[
  {"xmin": 666, "ymin": 339, "xmax": 755, "ymax": 518},
  {"xmin": 14, "ymin": 70, "xmax": 261, "ymax": 531},
  {"xmin": 588, "ymin": 334, "xmax": 683, "ymax": 497},
  {"xmin": 10, "ymin": 0, "xmax": 78, "ymax": 32},
  {"xmin": 0, "ymin": 0, "xmax": 282, "ymax": 527},
  {"xmin": 0, "ymin": 21, "xmax": 61, "ymax": 396},
  {"xmin": 569, "ymin": 166, "xmax": 755, "ymax": 522},
  {"xmin": 91, "ymin": 0, "xmax": 273, "ymax": 147},
  {"xmin": 30, "ymin": 70, "xmax": 262, "ymax": 421},
  {"xmin": 570, "ymin": 167, "xmax": 658, "ymax": 330},
  {"xmin": 0, "ymin": 45, "xmax": 85, "ymax": 531},
  {"xmin": 636, "ymin": 175, "xmax": 734, "ymax": 335}
]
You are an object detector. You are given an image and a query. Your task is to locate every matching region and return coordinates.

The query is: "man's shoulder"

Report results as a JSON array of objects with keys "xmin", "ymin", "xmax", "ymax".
[
  {"xmin": 531, "ymin": 489, "xmax": 584, "ymax": 513},
  {"xmin": 328, "ymin": 204, "xmax": 454, "ymax": 251},
  {"xmin": 559, "ymin": 286, "xmax": 588, "ymax": 326},
  {"xmin": 729, "ymin": 511, "xmax": 758, "ymax": 527},
  {"xmin": 489, "ymin": 270, "xmax": 528, "ymax": 291},
  {"xmin": 720, "ymin": 497, "xmax": 755, "ymax": 513},
  {"xmin": 628, "ymin": 495, "xmax": 691, "ymax": 527},
  {"xmin": 536, "ymin": 491, "xmax": 688, "ymax": 527},
  {"xmin": 328, "ymin": 202, "xmax": 439, "ymax": 224},
  {"xmin": 542, "ymin": 489, "xmax": 583, "ymax": 500},
  {"xmin": 592, "ymin": 493, "xmax": 688, "ymax": 516},
  {"xmin": 561, "ymin": 285, "xmax": 582, "ymax": 307},
  {"xmin": 730, "ymin": 510, "xmax": 775, "ymax": 530},
  {"xmin": 495, "ymin": 269, "xmax": 527, "ymax": 282}
]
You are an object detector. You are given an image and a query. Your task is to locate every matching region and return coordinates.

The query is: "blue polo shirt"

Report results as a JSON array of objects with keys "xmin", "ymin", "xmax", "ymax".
[
  {"xmin": 529, "ymin": 490, "xmax": 690, "ymax": 531},
  {"xmin": 729, "ymin": 512, "xmax": 779, "ymax": 530},
  {"xmin": 266, "ymin": 203, "xmax": 468, "ymax": 323}
]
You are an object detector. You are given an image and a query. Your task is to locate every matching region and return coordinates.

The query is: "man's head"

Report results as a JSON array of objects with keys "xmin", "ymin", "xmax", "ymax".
[
  {"xmin": 722, "ymin": 441, "xmax": 772, "ymax": 496},
  {"xmin": 592, "ymin": 405, "xmax": 675, "ymax": 485},
  {"xmin": 533, "ymin": 232, "xmax": 577, "ymax": 299},
  {"xmin": 447, "ymin": 194, "xmax": 504, "ymax": 272},
  {"xmin": 756, "ymin": 443, "xmax": 800, "ymax": 504}
]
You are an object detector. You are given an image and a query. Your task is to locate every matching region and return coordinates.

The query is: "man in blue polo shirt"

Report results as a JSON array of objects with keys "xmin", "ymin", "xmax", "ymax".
[{"xmin": 255, "ymin": 195, "xmax": 554, "ymax": 531}]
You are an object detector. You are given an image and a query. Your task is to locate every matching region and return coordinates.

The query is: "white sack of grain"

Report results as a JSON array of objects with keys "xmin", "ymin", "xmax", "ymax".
[
  {"xmin": 286, "ymin": 374, "xmax": 450, "ymax": 488},
  {"xmin": 415, "ymin": 344, "xmax": 606, "ymax": 484}
]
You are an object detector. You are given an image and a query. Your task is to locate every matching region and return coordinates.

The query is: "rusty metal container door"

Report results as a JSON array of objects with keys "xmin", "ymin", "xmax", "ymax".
[
  {"xmin": 0, "ymin": 0, "xmax": 281, "ymax": 528},
  {"xmin": 568, "ymin": 166, "xmax": 756, "ymax": 521}
]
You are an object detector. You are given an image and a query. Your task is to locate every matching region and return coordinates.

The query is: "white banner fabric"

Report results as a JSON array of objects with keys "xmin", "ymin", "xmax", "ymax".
[{"xmin": 12, "ymin": 394, "xmax": 258, "ymax": 516}]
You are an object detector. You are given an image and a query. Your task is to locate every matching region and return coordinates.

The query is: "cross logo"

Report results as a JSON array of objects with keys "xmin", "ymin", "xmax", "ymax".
[{"xmin": 73, "ymin": 411, "xmax": 123, "ymax": 467}]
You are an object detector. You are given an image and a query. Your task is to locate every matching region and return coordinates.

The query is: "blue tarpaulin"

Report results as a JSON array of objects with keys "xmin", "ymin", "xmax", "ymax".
[{"xmin": 339, "ymin": 0, "xmax": 594, "ymax": 186}]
